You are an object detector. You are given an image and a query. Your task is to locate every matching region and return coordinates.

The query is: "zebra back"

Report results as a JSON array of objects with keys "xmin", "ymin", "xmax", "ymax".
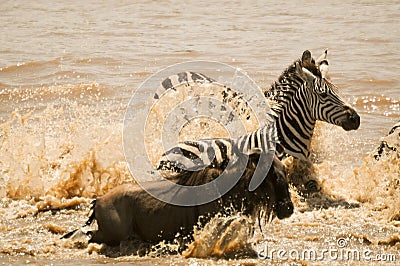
[
  {"xmin": 153, "ymin": 71, "xmax": 253, "ymax": 122},
  {"xmin": 153, "ymin": 71, "xmax": 215, "ymax": 99},
  {"xmin": 157, "ymin": 123, "xmax": 277, "ymax": 177}
]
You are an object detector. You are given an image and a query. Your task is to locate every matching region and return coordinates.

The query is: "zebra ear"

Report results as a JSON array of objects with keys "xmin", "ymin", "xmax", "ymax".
[
  {"xmin": 319, "ymin": 60, "xmax": 329, "ymax": 79},
  {"xmin": 316, "ymin": 49, "xmax": 329, "ymax": 78},
  {"xmin": 299, "ymin": 55, "xmax": 317, "ymax": 80},
  {"xmin": 296, "ymin": 60, "xmax": 316, "ymax": 81},
  {"xmin": 301, "ymin": 50, "xmax": 312, "ymax": 64},
  {"xmin": 301, "ymin": 66, "xmax": 317, "ymax": 81},
  {"xmin": 316, "ymin": 49, "xmax": 328, "ymax": 64}
]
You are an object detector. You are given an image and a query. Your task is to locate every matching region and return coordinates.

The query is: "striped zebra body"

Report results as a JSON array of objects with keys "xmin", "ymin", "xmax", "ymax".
[
  {"xmin": 157, "ymin": 124, "xmax": 277, "ymax": 174},
  {"xmin": 374, "ymin": 120, "xmax": 400, "ymax": 160},
  {"xmin": 155, "ymin": 50, "xmax": 360, "ymax": 175}
]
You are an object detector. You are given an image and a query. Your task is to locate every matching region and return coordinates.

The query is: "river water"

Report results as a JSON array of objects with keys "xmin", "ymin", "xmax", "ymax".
[{"xmin": 0, "ymin": 0, "xmax": 399, "ymax": 265}]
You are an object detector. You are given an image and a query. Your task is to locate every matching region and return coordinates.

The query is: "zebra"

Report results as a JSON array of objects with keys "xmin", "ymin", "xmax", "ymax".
[
  {"xmin": 264, "ymin": 50, "xmax": 360, "ymax": 160},
  {"xmin": 155, "ymin": 50, "xmax": 360, "ymax": 188},
  {"xmin": 373, "ymin": 120, "xmax": 400, "ymax": 160}
]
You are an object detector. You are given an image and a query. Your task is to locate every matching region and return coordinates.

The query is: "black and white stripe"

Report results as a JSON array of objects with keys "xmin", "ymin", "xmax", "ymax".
[
  {"xmin": 157, "ymin": 124, "xmax": 277, "ymax": 173},
  {"xmin": 389, "ymin": 121, "xmax": 400, "ymax": 135},
  {"xmin": 154, "ymin": 70, "xmax": 252, "ymax": 120},
  {"xmin": 154, "ymin": 71, "xmax": 215, "ymax": 99},
  {"xmin": 374, "ymin": 120, "xmax": 400, "ymax": 160}
]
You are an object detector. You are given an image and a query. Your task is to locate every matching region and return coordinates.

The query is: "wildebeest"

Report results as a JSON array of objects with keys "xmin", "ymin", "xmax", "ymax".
[{"xmin": 63, "ymin": 155, "xmax": 293, "ymax": 247}]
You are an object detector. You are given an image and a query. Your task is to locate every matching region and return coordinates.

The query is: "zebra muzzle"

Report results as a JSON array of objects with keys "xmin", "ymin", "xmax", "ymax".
[{"xmin": 340, "ymin": 107, "xmax": 360, "ymax": 131}]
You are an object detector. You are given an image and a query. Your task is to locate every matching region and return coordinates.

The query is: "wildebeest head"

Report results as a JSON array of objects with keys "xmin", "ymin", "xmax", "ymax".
[
  {"xmin": 253, "ymin": 155, "xmax": 293, "ymax": 219},
  {"xmin": 222, "ymin": 154, "xmax": 294, "ymax": 220},
  {"xmin": 270, "ymin": 159, "xmax": 294, "ymax": 219}
]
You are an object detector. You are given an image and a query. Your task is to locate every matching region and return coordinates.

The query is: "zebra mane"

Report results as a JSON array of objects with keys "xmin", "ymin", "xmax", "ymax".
[
  {"xmin": 264, "ymin": 56, "xmax": 321, "ymax": 116},
  {"xmin": 264, "ymin": 59, "xmax": 300, "ymax": 114}
]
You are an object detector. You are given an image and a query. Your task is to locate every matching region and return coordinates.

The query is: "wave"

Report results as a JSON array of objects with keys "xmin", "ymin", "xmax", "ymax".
[{"xmin": 0, "ymin": 60, "xmax": 60, "ymax": 73}]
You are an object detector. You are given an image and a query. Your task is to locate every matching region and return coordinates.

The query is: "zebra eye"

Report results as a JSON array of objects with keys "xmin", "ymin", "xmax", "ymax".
[
  {"xmin": 318, "ymin": 86, "xmax": 327, "ymax": 95},
  {"xmin": 315, "ymin": 80, "xmax": 327, "ymax": 95}
]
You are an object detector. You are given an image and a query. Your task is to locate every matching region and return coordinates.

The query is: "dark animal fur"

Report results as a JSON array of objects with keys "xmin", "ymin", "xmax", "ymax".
[{"xmin": 64, "ymin": 155, "xmax": 293, "ymax": 246}]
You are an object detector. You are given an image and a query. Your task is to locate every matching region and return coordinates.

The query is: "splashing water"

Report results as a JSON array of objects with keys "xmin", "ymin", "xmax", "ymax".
[
  {"xmin": 183, "ymin": 214, "xmax": 255, "ymax": 259},
  {"xmin": 0, "ymin": 83, "xmax": 133, "ymax": 205}
]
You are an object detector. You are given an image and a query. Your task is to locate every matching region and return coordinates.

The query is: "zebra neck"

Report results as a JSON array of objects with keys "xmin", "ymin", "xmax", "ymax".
[
  {"xmin": 271, "ymin": 105, "xmax": 316, "ymax": 160},
  {"xmin": 267, "ymin": 78, "xmax": 316, "ymax": 160}
]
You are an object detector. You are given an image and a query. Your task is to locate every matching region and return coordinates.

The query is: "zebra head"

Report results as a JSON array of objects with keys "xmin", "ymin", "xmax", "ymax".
[
  {"xmin": 300, "ymin": 50, "xmax": 360, "ymax": 131},
  {"xmin": 267, "ymin": 50, "xmax": 360, "ymax": 159}
]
